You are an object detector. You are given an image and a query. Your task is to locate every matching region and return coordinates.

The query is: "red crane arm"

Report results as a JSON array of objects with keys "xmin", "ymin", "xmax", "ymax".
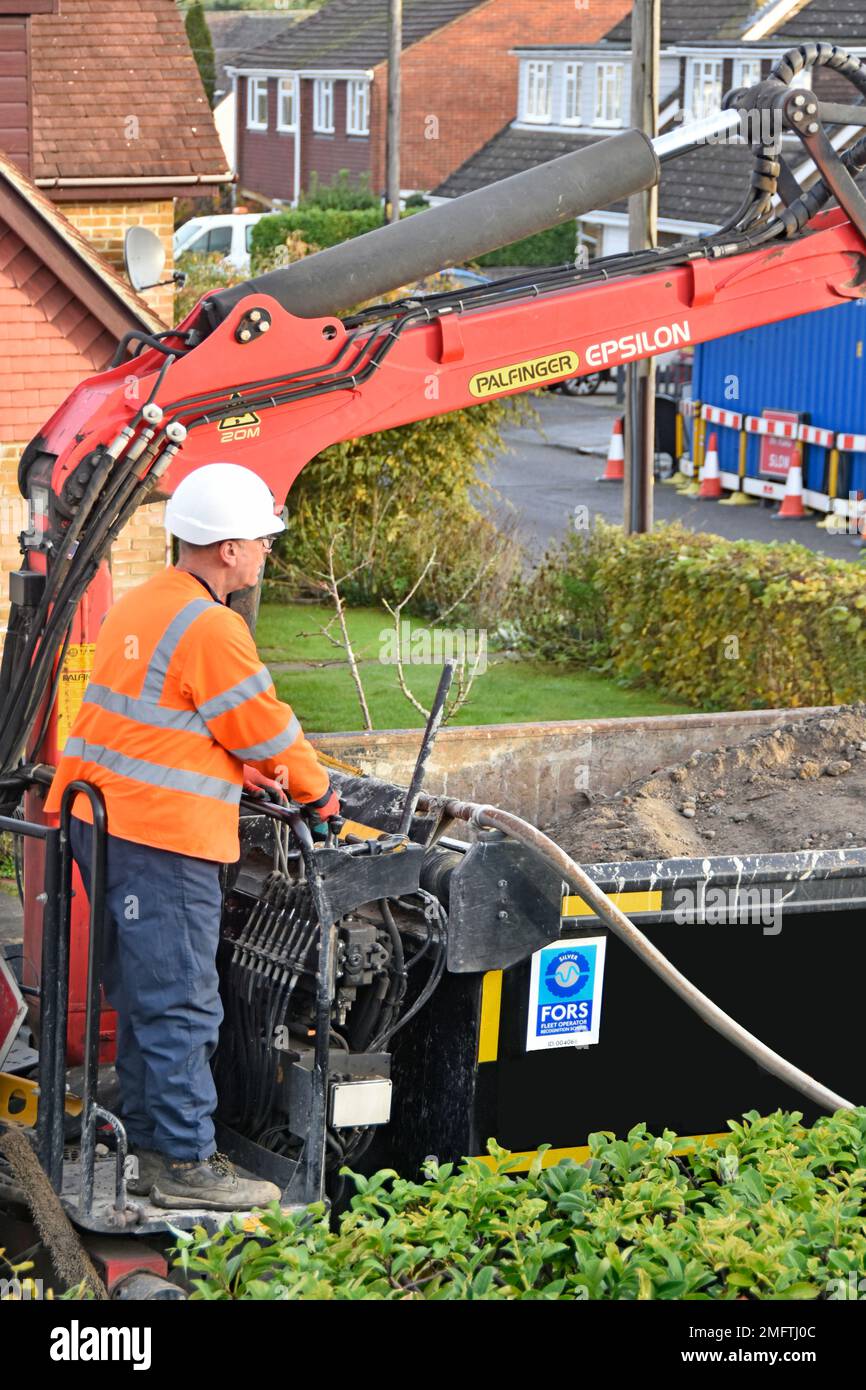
[{"xmin": 42, "ymin": 205, "xmax": 866, "ymax": 510}]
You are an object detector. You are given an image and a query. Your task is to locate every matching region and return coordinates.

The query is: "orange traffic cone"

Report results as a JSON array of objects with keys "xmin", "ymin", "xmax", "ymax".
[
  {"xmin": 699, "ymin": 431, "xmax": 722, "ymax": 499},
  {"xmin": 598, "ymin": 417, "xmax": 624, "ymax": 482},
  {"xmin": 773, "ymin": 456, "xmax": 808, "ymax": 520}
]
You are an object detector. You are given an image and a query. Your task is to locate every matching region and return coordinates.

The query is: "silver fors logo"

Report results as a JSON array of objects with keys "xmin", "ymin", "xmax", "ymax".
[{"xmin": 585, "ymin": 320, "xmax": 691, "ymax": 368}]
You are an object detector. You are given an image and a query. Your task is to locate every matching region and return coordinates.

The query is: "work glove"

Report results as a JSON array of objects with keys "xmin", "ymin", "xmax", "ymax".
[
  {"xmin": 242, "ymin": 765, "xmax": 289, "ymax": 805},
  {"xmin": 300, "ymin": 787, "xmax": 341, "ymax": 841}
]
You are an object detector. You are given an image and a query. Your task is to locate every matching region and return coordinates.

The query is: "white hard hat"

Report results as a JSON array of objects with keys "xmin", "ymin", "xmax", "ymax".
[{"xmin": 165, "ymin": 463, "xmax": 285, "ymax": 545}]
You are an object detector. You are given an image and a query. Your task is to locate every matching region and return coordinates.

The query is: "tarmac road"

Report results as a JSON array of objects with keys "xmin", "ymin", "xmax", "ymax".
[{"xmin": 490, "ymin": 389, "xmax": 866, "ymax": 564}]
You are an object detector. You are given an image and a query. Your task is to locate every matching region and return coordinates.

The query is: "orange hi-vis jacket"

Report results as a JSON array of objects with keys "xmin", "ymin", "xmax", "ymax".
[{"xmin": 44, "ymin": 567, "xmax": 331, "ymax": 862}]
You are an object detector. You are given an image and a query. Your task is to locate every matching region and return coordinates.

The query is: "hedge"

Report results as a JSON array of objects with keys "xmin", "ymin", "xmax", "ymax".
[
  {"xmin": 250, "ymin": 208, "xmax": 384, "ymax": 267},
  {"xmin": 250, "ymin": 207, "xmax": 577, "ymax": 273},
  {"xmin": 476, "ymin": 221, "xmax": 578, "ymax": 268},
  {"xmin": 514, "ymin": 520, "xmax": 866, "ymax": 709},
  {"xmin": 170, "ymin": 1108, "xmax": 866, "ymax": 1299}
]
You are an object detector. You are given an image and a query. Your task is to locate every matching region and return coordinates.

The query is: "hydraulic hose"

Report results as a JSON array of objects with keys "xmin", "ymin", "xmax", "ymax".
[{"xmin": 425, "ymin": 796, "xmax": 856, "ymax": 1115}]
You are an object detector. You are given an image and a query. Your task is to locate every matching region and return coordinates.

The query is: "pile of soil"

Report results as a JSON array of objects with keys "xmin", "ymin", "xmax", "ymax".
[{"xmin": 544, "ymin": 705, "xmax": 866, "ymax": 863}]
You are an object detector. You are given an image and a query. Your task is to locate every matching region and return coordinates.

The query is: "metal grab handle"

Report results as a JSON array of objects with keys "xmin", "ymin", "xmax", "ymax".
[{"xmin": 57, "ymin": 782, "xmax": 114, "ymax": 1217}]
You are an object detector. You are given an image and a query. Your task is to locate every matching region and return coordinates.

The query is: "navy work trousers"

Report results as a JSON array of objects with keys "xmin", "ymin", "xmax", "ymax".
[{"xmin": 69, "ymin": 816, "xmax": 224, "ymax": 1161}]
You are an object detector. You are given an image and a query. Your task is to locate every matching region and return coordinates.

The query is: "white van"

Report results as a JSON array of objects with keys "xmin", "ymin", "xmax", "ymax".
[{"xmin": 173, "ymin": 213, "xmax": 268, "ymax": 274}]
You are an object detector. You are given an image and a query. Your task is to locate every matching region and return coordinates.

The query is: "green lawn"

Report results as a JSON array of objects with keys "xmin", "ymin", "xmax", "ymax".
[{"xmin": 257, "ymin": 602, "xmax": 690, "ymax": 732}]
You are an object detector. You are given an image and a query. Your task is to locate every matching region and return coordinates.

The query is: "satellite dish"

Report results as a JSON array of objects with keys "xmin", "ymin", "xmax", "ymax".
[{"xmin": 124, "ymin": 225, "xmax": 166, "ymax": 292}]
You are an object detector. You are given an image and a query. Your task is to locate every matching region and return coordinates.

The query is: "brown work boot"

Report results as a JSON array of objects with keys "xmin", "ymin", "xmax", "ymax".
[
  {"xmin": 150, "ymin": 1151, "xmax": 281, "ymax": 1211},
  {"xmin": 126, "ymin": 1147, "xmax": 164, "ymax": 1196}
]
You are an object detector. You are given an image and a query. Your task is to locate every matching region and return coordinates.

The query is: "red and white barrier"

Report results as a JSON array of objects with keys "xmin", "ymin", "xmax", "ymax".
[
  {"xmin": 800, "ymin": 423, "xmax": 834, "ymax": 449},
  {"xmin": 702, "ymin": 405, "xmax": 742, "ymax": 430},
  {"xmin": 675, "ymin": 403, "xmax": 866, "ymax": 520},
  {"xmin": 745, "ymin": 415, "xmax": 799, "ymax": 438}
]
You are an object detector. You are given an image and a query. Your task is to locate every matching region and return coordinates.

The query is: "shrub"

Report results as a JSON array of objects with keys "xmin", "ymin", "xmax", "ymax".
[
  {"xmin": 0, "ymin": 832, "xmax": 15, "ymax": 880},
  {"xmin": 171, "ymin": 1108, "xmax": 866, "ymax": 1300},
  {"xmin": 476, "ymin": 221, "xmax": 578, "ymax": 268},
  {"xmin": 250, "ymin": 208, "xmax": 384, "ymax": 270},
  {"xmin": 184, "ymin": 1, "xmax": 215, "ymax": 107},
  {"xmin": 300, "ymin": 170, "xmax": 379, "ymax": 211},
  {"xmin": 173, "ymin": 251, "xmax": 245, "ymax": 326},
  {"xmin": 514, "ymin": 520, "xmax": 866, "ymax": 709},
  {"xmin": 268, "ymin": 398, "xmax": 529, "ymax": 623}
]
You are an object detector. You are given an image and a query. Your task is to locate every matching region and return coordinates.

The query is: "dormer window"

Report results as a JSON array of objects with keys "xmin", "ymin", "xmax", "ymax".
[
  {"xmin": 347, "ymin": 79, "xmax": 370, "ymax": 135},
  {"xmin": 247, "ymin": 77, "xmax": 268, "ymax": 131},
  {"xmin": 313, "ymin": 79, "xmax": 335, "ymax": 134},
  {"xmin": 595, "ymin": 62, "xmax": 624, "ymax": 127},
  {"xmin": 688, "ymin": 58, "xmax": 723, "ymax": 119},
  {"xmin": 563, "ymin": 62, "xmax": 582, "ymax": 125},
  {"xmin": 524, "ymin": 60, "xmax": 553, "ymax": 123},
  {"xmin": 733, "ymin": 56, "xmax": 762, "ymax": 91},
  {"xmin": 277, "ymin": 77, "xmax": 296, "ymax": 132}
]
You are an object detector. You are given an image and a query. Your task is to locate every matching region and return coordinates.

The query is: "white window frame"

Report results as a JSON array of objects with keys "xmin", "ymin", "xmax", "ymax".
[
  {"xmin": 562, "ymin": 62, "xmax": 582, "ymax": 126},
  {"xmin": 732, "ymin": 56, "xmax": 762, "ymax": 91},
  {"xmin": 246, "ymin": 77, "xmax": 268, "ymax": 131},
  {"xmin": 276, "ymin": 76, "xmax": 297, "ymax": 132},
  {"xmin": 594, "ymin": 62, "xmax": 624, "ymax": 127},
  {"xmin": 313, "ymin": 78, "xmax": 335, "ymax": 134},
  {"xmin": 688, "ymin": 58, "xmax": 723, "ymax": 120},
  {"xmin": 523, "ymin": 60, "xmax": 553, "ymax": 124},
  {"xmin": 346, "ymin": 78, "xmax": 370, "ymax": 136}
]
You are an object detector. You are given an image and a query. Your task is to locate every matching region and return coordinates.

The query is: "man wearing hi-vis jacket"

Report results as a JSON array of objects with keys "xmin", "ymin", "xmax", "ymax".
[{"xmin": 45, "ymin": 462, "xmax": 340, "ymax": 1211}]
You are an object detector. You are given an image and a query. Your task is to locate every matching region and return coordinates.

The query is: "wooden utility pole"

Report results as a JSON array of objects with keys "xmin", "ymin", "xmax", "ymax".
[
  {"xmin": 624, "ymin": 0, "xmax": 660, "ymax": 534},
  {"xmin": 386, "ymin": 0, "xmax": 402, "ymax": 224}
]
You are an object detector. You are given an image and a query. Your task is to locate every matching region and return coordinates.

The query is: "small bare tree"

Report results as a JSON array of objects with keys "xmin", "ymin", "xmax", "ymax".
[
  {"xmin": 294, "ymin": 531, "xmax": 375, "ymax": 731},
  {"xmin": 270, "ymin": 508, "xmax": 517, "ymax": 731},
  {"xmin": 381, "ymin": 546, "xmax": 494, "ymax": 722}
]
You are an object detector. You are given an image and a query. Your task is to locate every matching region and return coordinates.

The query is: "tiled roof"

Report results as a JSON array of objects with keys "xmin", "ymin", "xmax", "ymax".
[
  {"xmin": 604, "ymin": 0, "xmax": 761, "ymax": 46},
  {"xmin": 206, "ymin": 12, "xmax": 304, "ymax": 101},
  {"xmin": 0, "ymin": 151, "xmax": 163, "ymax": 329},
  {"xmin": 0, "ymin": 148, "xmax": 164, "ymax": 329},
  {"xmin": 0, "ymin": 148, "xmax": 164, "ymax": 441},
  {"xmin": 236, "ymin": 0, "xmax": 485, "ymax": 71},
  {"xmin": 31, "ymin": 0, "xmax": 230, "ymax": 184},
  {"xmin": 773, "ymin": 0, "xmax": 866, "ymax": 42},
  {"xmin": 434, "ymin": 122, "xmax": 755, "ymax": 226},
  {"xmin": 601, "ymin": 0, "xmax": 866, "ymax": 45}
]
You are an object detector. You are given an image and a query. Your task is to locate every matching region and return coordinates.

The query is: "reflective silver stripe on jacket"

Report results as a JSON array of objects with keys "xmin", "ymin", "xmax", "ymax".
[
  {"xmin": 197, "ymin": 666, "xmax": 273, "ymax": 722},
  {"xmin": 228, "ymin": 715, "xmax": 301, "ymax": 762},
  {"xmin": 65, "ymin": 738, "xmax": 242, "ymax": 803},
  {"xmin": 82, "ymin": 596, "xmax": 214, "ymax": 734},
  {"xmin": 83, "ymin": 684, "xmax": 210, "ymax": 736},
  {"xmin": 139, "ymin": 598, "xmax": 214, "ymax": 702}
]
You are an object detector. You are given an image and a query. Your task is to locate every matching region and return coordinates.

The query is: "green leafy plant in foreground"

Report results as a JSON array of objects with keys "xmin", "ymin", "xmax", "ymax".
[{"xmin": 170, "ymin": 1108, "xmax": 866, "ymax": 1300}]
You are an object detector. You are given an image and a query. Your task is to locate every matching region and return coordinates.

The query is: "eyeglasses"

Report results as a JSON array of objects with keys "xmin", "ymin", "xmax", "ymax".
[{"xmin": 226, "ymin": 533, "xmax": 273, "ymax": 550}]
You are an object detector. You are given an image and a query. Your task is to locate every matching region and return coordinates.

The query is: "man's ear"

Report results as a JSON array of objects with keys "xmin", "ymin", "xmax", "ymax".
[{"xmin": 219, "ymin": 539, "xmax": 239, "ymax": 567}]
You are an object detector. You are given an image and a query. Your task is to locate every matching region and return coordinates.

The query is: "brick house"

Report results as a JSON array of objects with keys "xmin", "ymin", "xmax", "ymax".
[
  {"xmin": 0, "ymin": 0, "xmax": 230, "ymax": 326},
  {"xmin": 229, "ymin": 0, "xmax": 632, "ymax": 207},
  {"xmin": 434, "ymin": 0, "xmax": 866, "ymax": 257},
  {"xmin": 206, "ymin": 9, "xmax": 312, "ymax": 174},
  {"xmin": 0, "ymin": 0, "xmax": 230, "ymax": 627},
  {"xmin": 0, "ymin": 150, "xmax": 171, "ymax": 634}
]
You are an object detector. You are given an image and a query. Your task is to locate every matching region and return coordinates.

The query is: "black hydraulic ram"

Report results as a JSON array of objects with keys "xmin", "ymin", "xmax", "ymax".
[{"xmin": 202, "ymin": 128, "xmax": 660, "ymax": 327}]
